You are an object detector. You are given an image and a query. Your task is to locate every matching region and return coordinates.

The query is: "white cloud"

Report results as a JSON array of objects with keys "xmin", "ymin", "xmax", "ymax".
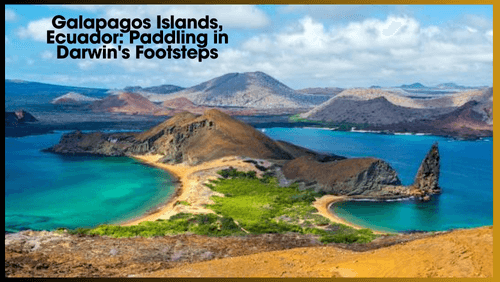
[
  {"xmin": 5, "ymin": 9, "xmax": 17, "ymax": 21},
  {"xmin": 485, "ymin": 29, "xmax": 493, "ymax": 42},
  {"xmin": 216, "ymin": 14, "xmax": 492, "ymax": 87},
  {"xmin": 40, "ymin": 50, "xmax": 54, "ymax": 59},
  {"xmin": 103, "ymin": 5, "xmax": 269, "ymax": 29},
  {"xmin": 57, "ymin": 5, "xmax": 104, "ymax": 12},
  {"xmin": 77, "ymin": 60, "xmax": 93, "ymax": 70},
  {"xmin": 17, "ymin": 18, "xmax": 54, "ymax": 42},
  {"xmin": 12, "ymin": 8, "xmax": 491, "ymax": 89}
]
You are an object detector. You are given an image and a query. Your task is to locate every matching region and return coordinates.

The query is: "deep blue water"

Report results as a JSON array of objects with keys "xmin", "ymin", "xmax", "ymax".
[
  {"xmin": 263, "ymin": 128, "xmax": 493, "ymax": 232},
  {"xmin": 5, "ymin": 132, "xmax": 175, "ymax": 233},
  {"xmin": 5, "ymin": 128, "xmax": 493, "ymax": 233}
]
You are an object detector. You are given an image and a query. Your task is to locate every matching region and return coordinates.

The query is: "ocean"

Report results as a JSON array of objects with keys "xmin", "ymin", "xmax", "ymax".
[
  {"xmin": 263, "ymin": 128, "xmax": 493, "ymax": 233},
  {"xmin": 5, "ymin": 132, "xmax": 175, "ymax": 233},
  {"xmin": 5, "ymin": 128, "xmax": 493, "ymax": 233}
]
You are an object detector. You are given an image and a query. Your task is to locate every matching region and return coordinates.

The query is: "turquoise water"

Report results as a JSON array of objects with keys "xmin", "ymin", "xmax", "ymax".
[
  {"xmin": 263, "ymin": 128, "xmax": 493, "ymax": 232},
  {"xmin": 5, "ymin": 128, "xmax": 493, "ymax": 233},
  {"xmin": 5, "ymin": 132, "xmax": 175, "ymax": 233}
]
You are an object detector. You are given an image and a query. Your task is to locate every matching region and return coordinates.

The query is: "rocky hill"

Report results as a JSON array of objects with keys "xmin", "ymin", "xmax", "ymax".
[
  {"xmin": 149, "ymin": 72, "xmax": 330, "ymax": 109},
  {"xmin": 282, "ymin": 143, "xmax": 440, "ymax": 200},
  {"xmin": 5, "ymin": 110, "xmax": 38, "ymax": 126},
  {"xmin": 300, "ymin": 87, "xmax": 493, "ymax": 138},
  {"xmin": 46, "ymin": 109, "xmax": 440, "ymax": 199},
  {"xmin": 301, "ymin": 96, "xmax": 456, "ymax": 125},
  {"xmin": 282, "ymin": 157, "xmax": 402, "ymax": 196},
  {"xmin": 90, "ymin": 92, "xmax": 168, "ymax": 115},
  {"xmin": 368, "ymin": 101, "xmax": 493, "ymax": 138},
  {"xmin": 130, "ymin": 110, "xmax": 344, "ymax": 164},
  {"xmin": 51, "ymin": 92, "xmax": 100, "ymax": 104}
]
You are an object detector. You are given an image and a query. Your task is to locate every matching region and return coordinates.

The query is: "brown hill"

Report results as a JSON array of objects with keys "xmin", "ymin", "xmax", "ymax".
[
  {"xmin": 90, "ymin": 92, "xmax": 168, "ymax": 115},
  {"xmin": 148, "ymin": 226, "xmax": 492, "ymax": 277},
  {"xmin": 301, "ymin": 96, "xmax": 456, "ymax": 125},
  {"xmin": 430, "ymin": 100, "xmax": 493, "ymax": 131},
  {"xmin": 282, "ymin": 156, "xmax": 402, "ymax": 196},
  {"xmin": 163, "ymin": 97, "xmax": 196, "ymax": 109},
  {"xmin": 132, "ymin": 109, "xmax": 339, "ymax": 165},
  {"xmin": 368, "ymin": 101, "xmax": 493, "ymax": 138}
]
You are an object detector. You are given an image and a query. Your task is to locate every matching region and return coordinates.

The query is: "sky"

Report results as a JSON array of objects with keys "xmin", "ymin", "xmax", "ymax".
[{"xmin": 5, "ymin": 4, "xmax": 493, "ymax": 89}]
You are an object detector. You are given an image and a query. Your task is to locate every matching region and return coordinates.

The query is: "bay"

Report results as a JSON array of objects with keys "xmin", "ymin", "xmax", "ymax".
[
  {"xmin": 263, "ymin": 128, "xmax": 493, "ymax": 232},
  {"xmin": 5, "ymin": 132, "xmax": 175, "ymax": 232}
]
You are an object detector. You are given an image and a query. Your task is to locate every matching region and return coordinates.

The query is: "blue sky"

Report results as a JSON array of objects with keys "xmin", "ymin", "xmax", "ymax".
[{"xmin": 5, "ymin": 5, "xmax": 493, "ymax": 89}]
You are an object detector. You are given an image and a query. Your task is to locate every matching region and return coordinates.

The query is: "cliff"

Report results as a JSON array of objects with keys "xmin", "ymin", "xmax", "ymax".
[
  {"xmin": 281, "ymin": 143, "xmax": 441, "ymax": 200},
  {"xmin": 44, "ymin": 131, "xmax": 138, "ymax": 156},
  {"xmin": 45, "ymin": 109, "xmax": 441, "ymax": 199},
  {"xmin": 411, "ymin": 143, "xmax": 441, "ymax": 200},
  {"xmin": 130, "ymin": 109, "xmax": 343, "ymax": 165},
  {"xmin": 46, "ymin": 110, "xmax": 343, "ymax": 165},
  {"xmin": 282, "ymin": 156, "xmax": 401, "ymax": 197}
]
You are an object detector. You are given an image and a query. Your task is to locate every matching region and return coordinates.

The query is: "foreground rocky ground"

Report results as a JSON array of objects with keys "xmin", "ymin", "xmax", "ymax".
[
  {"xmin": 5, "ymin": 228, "xmax": 462, "ymax": 278},
  {"xmin": 150, "ymin": 226, "xmax": 491, "ymax": 278}
]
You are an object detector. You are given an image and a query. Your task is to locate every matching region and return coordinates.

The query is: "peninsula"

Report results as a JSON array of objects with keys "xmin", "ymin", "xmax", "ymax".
[{"xmin": 46, "ymin": 109, "xmax": 441, "ymax": 229}]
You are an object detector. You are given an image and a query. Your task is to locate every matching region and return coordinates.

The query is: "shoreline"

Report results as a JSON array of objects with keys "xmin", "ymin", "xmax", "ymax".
[
  {"xmin": 312, "ymin": 195, "xmax": 391, "ymax": 235},
  {"xmin": 120, "ymin": 155, "xmax": 391, "ymax": 235},
  {"xmin": 119, "ymin": 154, "xmax": 260, "ymax": 226}
]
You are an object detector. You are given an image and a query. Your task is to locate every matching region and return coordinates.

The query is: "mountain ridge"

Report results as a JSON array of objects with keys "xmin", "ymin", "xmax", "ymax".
[{"xmin": 148, "ymin": 71, "xmax": 331, "ymax": 109}]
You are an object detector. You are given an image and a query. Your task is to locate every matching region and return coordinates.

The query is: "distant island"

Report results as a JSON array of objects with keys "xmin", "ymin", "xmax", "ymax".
[{"xmin": 5, "ymin": 73, "xmax": 492, "ymax": 140}]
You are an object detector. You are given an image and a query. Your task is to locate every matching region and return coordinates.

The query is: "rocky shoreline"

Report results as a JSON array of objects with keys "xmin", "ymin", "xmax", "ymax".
[{"xmin": 43, "ymin": 110, "xmax": 442, "ymax": 202}]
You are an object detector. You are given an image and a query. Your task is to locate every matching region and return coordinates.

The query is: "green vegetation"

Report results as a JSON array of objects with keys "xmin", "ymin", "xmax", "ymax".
[
  {"xmin": 61, "ymin": 168, "xmax": 376, "ymax": 244},
  {"xmin": 206, "ymin": 168, "xmax": 376, "ymax": 243},
  {"xmin": 175, "ymin": 201, "xmax": 191, "ymax": 206},
  {"xmin": 58, "ymin": 213, "xmax": 246, "ymax": 238}
]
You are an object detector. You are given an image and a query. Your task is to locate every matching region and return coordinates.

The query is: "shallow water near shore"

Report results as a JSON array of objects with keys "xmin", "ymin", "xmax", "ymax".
[
  {"xmin": 5, "ymin": 132, "xmax": 175, "ymax": 233},
  {"xmin": 263, "ymin": 128, "xmax": 493, "ymax": 232},
  {"xmin": 5, "ymin": 128, "xmax": 493, "ymax": 233}
]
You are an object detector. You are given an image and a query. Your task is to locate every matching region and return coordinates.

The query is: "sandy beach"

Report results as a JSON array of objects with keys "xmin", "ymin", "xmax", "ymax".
[
  {"xmin": 122, "ymin": 155, "xmax": 389, "ymax": 234},
  {"xmin": 121, "ymin": 154, "xmax": 260, "ymax": 226},
  {"xmin": 312, "ymin": 195, "xmax": 389, "ymax": 234}
]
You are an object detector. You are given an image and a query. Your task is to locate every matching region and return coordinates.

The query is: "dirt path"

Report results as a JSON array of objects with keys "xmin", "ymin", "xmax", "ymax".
[{"xmin": 145, "ymin": 226, "xmax": 492, "ymax": 278}]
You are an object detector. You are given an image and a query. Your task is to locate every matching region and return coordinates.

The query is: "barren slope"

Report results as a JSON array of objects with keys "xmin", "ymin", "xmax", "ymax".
[
  {"xmin": 132, "ymin": 109, "xmax": 319, "ymax": 164},
  {"xmin": 149, "ymin": 72, "xmax": 329, "ymax": 109},
  {"xmin": 302, "ymin": 87, "xmax": 492, "ymax": 120},
  {"xmin": 90, "ymin": 92, "xmax": 168, "ymax": 115},
  {"xmin": 147, "ymin": 226, "xmax": 492, "ymax": 277},
  {"xmin": 302, "ymin": 96, "xmax": 456, "ymax": 125}
]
